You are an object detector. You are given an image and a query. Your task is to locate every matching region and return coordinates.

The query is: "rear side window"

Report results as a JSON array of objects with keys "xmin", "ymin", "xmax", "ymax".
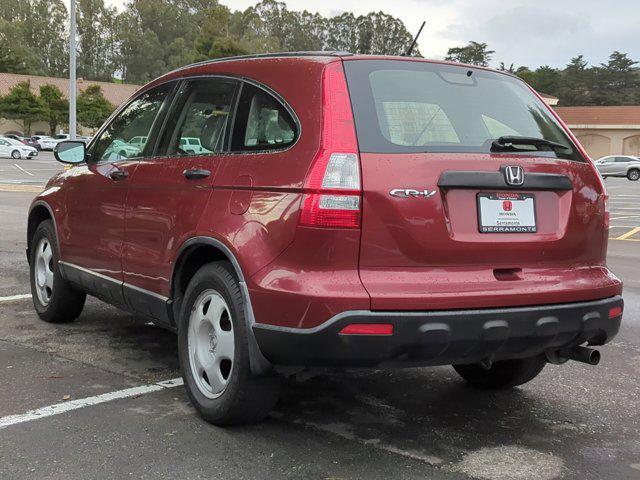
[
  {"xmin": 344, "ymin": 60, "xmax": 582, "ymax": 161},
  {"xmin": 231, "ymin": 83, "xmax": 297, "ymax": 152}
]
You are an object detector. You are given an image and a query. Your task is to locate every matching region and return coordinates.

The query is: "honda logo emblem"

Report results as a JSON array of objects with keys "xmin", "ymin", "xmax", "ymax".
[{"xmin": 504, "ymin": 166, "xmax": 525, "ymax": 186}]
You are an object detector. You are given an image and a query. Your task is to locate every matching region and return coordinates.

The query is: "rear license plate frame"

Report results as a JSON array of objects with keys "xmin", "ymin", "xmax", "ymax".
[{"xmin": 477, "ymin": 192, "xmax": 537, "ymax": 233}]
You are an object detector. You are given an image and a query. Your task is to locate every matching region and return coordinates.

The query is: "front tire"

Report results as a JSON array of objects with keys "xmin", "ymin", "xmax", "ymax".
[
  {"xmin": 627, "ymin": 169, "xmax": 640, "ymax": 181},
  {"xmin": 11, "ymin": 149, "xmax": 21, "ymax": 159},
  {"xmin": 29, "ymin": 220, "xmax": 86, "ymax": 323},
  {"xmin": 453, "ymin": 356, "xmax": 546, "ymax": 389},
  {"xmin": 178, "ymin": 262, "xmax": 281, "ymax": 426}
]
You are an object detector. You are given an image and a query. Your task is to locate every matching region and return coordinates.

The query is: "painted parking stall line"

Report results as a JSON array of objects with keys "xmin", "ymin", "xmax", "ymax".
[
  {"xmin": 0, "ymin": 293, "xmax": 32, "ymax": 303},
  {"xmin": 12, "ymin": 163, "xmax": 34, "ymax": 176},
  {"xmin": 0, "ymin": 378, "xmax": 184, "ymax": 429}
]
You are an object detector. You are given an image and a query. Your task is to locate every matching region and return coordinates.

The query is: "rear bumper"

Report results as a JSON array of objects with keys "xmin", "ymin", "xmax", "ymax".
[{"xmin": 253, "ymin": 296, "xmax": 623, "ymax": 367}]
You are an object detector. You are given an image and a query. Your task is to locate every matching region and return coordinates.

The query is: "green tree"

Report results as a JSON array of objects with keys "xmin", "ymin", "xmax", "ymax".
[
  {"xmin": 445, "ymin": 41, "xmax": 495, "ymax": 66},
  {"xmin": 77, "ymin": 0, "xmax": 119, "ymax": 81},
  {"xmin": 77, "ymin": 85, "xmax": 114, "ymax": 129},
  {"xmin": 39, "ymin": 84, "xmax": 69, "ymax": 135},
  {"xmin": 0, "ymin": 81, "xmax": 45, "ymax": 135},
  {"xmin": 0, "ymin": 19, "xmax": 38, "ymax": 73},
  {"xmin": 592, "ymin": 51, "xmax": 640, "ymax": 105},
  {"xmin": 558, "ymin": 55, "xmax": 593, "ymax": 106},
  {"xmin": 193, "ymin": 3, "xmax": 248, "ymax": 61},
  {"xmin": 517, "ymin": 65, "xmax": 562, "ymax": 97}
]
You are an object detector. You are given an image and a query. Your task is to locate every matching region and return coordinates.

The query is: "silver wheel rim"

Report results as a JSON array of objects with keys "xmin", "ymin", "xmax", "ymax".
[
  {"xmin": 34, "ymin": 238, "xmax": 54, "ymax": 306},
  {"xmin": 187, "ymin": 290, "xmax": 235, "ymax": 399},
  {"xmin": 630, "ymin": 171, "xmax": 639, "ymax": 180},
  {"xmin": 12, "ymin": 150, "xmax": 20, "ymax": 159}
]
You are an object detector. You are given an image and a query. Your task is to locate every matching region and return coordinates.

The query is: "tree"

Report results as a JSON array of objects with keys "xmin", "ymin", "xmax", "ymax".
[
  {"xmin": 0, "ymin": 19, "xmax": 37, "ymax": 73},
  {"xmin": 193, "ymin": 3, "xmax": 247, "ymax": 61},
  {"xmin": 39, "ymin": 85, "xmax": 69, "ymax": 135},
  {"xmin": 558, "ymin": 55, "xmax": 593, "ymax": 106},
  {"xmin": 77, "ymin": 85, "xmax": 114, "ymax": 129},
  {"xmin": 446, "ymin": 41, "xmax": 494, "ymax": 66},
  {"xmin": 593, "ymin": 51, "xmax": 640, "ymax": 105},
  {"xmin": 0, "ymin": 81, "xmax": 45, "ymax": 135},
  {"xmin": 517, "ymin": 65, "xmax": 562, "ymax": 97},
  {"xmin": 77, "ymin": 0, "xmax": 119, "ymax": 81}
]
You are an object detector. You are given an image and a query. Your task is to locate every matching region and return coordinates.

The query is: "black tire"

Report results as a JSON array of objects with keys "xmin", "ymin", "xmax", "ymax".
[
  {"xmin": 29, "ymin": 220, "xmax": 86, "ymax": 323},
  {"xmin": 11, "ymin": 149, "xmax": 20, "ymax": 159},
  {"xmin": 453, "ymin": 356, "xmax": 546, "ymax": 389},
  {"xmin": 178, "ymin": 261, "xmax": 281, "ymax": 426},
  {"xmin": 627, "ymin": 169, "xmax": 640, "ymax": 181}
]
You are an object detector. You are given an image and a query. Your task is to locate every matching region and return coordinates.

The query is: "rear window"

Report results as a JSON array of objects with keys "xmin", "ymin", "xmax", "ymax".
[{"xmin": 344, "ymin": 60, "xmax": 582, "ymax": 161}]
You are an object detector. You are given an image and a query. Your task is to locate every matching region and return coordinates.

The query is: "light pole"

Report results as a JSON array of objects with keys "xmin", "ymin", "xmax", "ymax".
[{"xmin": 69, "ymin": 0, "xmax": 77, "ymax": 139}]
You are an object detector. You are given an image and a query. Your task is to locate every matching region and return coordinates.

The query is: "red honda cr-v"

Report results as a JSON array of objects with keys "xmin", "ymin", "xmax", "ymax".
[{"xmin": 28, "ymin": 52, "xmax": 623, "ymax": 425}]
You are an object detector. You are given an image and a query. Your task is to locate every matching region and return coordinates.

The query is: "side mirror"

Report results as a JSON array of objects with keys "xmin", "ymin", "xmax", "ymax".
[{"xmin": 54, "ymin": 141, "xmax": 86, "ymax": 164}]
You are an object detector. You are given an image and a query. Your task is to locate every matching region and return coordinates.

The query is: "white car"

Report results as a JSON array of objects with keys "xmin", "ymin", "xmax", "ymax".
[
  {"xmin": 33, "ymin": 135, "xmax": 61, "ymax": 150},
  {"xmin": 179, "ymin": 137, "xmax": 211, "ymax": 154},
  {"xmin": 0, "ymin": 136, "xmax": 38, "ymax": 159},
  {"xmin": 54, "ymin": 134, "xmax": 92, "ymax": 144},
  {"xmin": 594, "ymin": 155, "xmax": 640, "ymax": 181}
]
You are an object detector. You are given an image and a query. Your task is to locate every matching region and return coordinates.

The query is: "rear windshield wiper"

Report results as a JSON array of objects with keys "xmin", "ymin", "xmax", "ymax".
[{"xmin": 491, "ymin": 136, "xmax": 570, "ymax": 152}]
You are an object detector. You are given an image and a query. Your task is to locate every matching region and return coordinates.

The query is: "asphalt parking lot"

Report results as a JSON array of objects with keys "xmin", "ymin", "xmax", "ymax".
[{"xmin": 1, "ymin": 153, "xmax": 639, "ymax": 480}]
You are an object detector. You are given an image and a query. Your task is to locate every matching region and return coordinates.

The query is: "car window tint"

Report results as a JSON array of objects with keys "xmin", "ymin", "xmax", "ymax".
[
  {"xmin": 91, "ymin": 83, "xmax": 173, "ymax": 163},
  {"xmin": 161, "ymin": 78, "xmax": 237, "ymax": 157},
  {"xmin": 231, "ymin": 83, "xmax": 297, "ymax": 152}
]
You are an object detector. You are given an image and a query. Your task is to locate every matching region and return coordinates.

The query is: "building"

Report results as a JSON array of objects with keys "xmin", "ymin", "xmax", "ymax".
[
  {"xmin": 554, "ymin": 106, "xmax": 640, "ymax": 159},
  {"xmin": 539, "ymin": 93, "xmax": 559, "ymax": 106},
  {"xmin": 0, "ymin": 73, "xmax": 140, "ymax": 136}
]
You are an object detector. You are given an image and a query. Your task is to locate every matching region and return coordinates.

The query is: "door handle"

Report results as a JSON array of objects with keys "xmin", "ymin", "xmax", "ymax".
[
  {"xmin": 109, "ymin": 170, "xmax": 129, "ymax": 181},
  {"xmin": 184, "ymin": 168, "xmax": 211, "ymax": 180}
]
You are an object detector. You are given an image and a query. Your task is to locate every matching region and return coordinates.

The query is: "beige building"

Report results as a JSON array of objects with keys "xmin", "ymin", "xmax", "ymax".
[
  {"xmin": 554, "ymin": 106, "xmax": 640, "ymax": 159},
  {"xmin": 0, "ymin": 73, "xmax": 140, "ymax": 136}
]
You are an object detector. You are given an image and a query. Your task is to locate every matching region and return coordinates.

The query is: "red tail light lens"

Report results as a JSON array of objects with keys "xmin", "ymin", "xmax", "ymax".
[
  {"xmin": 609, "ymin": 306, "xmax": 623, "ymax": 319},
  {"xmin": 339, "ymin": 324, "xmax": 394, "ymax": 335},
  {"xmin": 300, "ymin": 62, "xmax": 361, "ymax": 229}
]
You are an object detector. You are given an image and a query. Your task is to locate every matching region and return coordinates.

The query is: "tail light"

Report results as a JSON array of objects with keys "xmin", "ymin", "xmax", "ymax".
[{"xmin": 299, "ymin": 62, "xmax": 361, "ymax": 229}]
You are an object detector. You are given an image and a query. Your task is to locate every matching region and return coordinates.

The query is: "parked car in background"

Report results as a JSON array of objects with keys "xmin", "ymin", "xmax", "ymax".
[
  {"xmin": 32, "ymin": 135, "xmax": 60, "ymax": 151},
  {"xmin": 179, "ymin": 136, "xmax": 211, "ymax": 154},
  {"xmin": 54, "ymin": 134, "xmax": 92, "ymax": 144},
  {"xmin": 101, "ymin": 138, "xmax": 141, "ymax": 160},
  {"xmin": 128, "ymin": 136, "xmax": 148, "ymax": 151},
  {"xmin": 0, "ymin": 136, "xmax": 38, "ymax": 158},
  {"xmin": 595, "ymin": 155, "xmax": 640, "ymax": 181},
  {"xmin": 3, "ymin": 134, "xmax": 40, "ymax": 149},
  {"xmin": 30, "ymin": 53, "xmax": 623, "ymax": 427}
]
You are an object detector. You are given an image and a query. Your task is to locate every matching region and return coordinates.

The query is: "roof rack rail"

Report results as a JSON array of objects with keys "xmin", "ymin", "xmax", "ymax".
[{"xmin": 173, "ymin": 51, "xmax": 353, "ymax": 73}]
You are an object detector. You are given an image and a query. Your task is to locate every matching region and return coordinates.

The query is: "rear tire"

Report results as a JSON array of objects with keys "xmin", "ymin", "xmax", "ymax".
[
  {"xmin": 627, "ymin": 169, "xmax": 640, "ymax": 181},
  {"xmin": 178, "ymin": 262, "xmax": 281, "ymax": 426},
  {"xmin": 29, "ymin": 220, "xmax": 86, "ymax": 323},
  {"xmin": 453, "ymin": 356, "xmax": 546, "ymax": 389}
]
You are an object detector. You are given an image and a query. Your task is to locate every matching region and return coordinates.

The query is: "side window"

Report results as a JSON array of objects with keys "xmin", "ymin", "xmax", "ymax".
[
  {"xmin": 90, "ymin": 83, "xmax": 173, "ymax": 163},
  {"xmin": 160, "ymin": 78, "xmax": 237, "ymax": 157},
  {"xmin": 231, "ymin": 83, "xmax": 297, "ymax": 152},
  {"xmin": 615, "ymin": 157, "xmax": 629, "ymax": 163}
]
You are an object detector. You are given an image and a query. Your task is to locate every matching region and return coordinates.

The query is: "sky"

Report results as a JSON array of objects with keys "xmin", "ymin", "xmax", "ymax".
[{"xmin": 101, "ymin": 0, "xmax": 640, "ymax": 69}]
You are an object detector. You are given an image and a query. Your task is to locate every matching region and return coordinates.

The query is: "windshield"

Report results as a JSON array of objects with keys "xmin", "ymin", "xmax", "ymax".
[
  {"xmin": 4, "ymin": 137, "xmax": 23, "ymax": 146},
  {"xmin": 344, "ymin": 60, "xmax": 582, "ymax": 161}
]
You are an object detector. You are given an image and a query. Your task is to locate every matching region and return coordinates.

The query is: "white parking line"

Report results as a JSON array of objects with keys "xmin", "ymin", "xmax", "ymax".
[
  {"xmin": 0, "ymin": 378, "xmax": 183, "ymax": 429},
  {"xmin": 12, "ymin": 163, "xmax": 34, "ymax": 176},
  {"xmin": 0, "ymin": 293, "xmax": 32, "ymax": 303}
]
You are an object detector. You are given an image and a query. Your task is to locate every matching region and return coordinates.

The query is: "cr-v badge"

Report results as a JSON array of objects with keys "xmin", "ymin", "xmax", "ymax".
[{"xmin": 389, "ymin": 188, "xmax": 437, "ymax": 199}]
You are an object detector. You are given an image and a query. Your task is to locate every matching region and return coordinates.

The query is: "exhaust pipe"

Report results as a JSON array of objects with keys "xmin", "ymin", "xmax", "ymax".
[{"xmin": 547, "ymin": 346, "xmax": 601, "ymax": 365}]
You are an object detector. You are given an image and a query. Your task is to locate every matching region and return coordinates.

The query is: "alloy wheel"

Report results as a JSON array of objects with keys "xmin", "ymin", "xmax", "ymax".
[
  {"xmin": 187, "ymin": 289, "xmax": 235, "ymax": 399},
  {"xmin": 34, "ymin": 238, "xmax": 54, "ymax": 306}
]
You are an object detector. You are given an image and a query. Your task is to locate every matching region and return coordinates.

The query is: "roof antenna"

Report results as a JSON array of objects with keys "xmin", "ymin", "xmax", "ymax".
[{"xmin": 404, "ymin": 21, "xmax": 426, "ymax": 56}]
